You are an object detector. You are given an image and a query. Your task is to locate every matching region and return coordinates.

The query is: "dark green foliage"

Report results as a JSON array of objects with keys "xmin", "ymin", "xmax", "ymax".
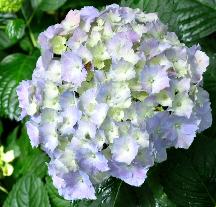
[
  {"xmin": 0, "ymin": 0, "xmax": 216, "ymax": 206},
  {"xmin": 6, "ymin": 19, "xmax": 25, "ymax": 41},
  {"xmin": 30, "ymin": 0, "xmax": 68, "ymax": 11},
  {"xmin": 3, "ymin": 174, "xmax": 50, "ymax": 207},
  {"xmin": 76, "ymin": 178, "xmax": 155, "ymax": 207},
  {"xmin": 0, "ymin": 53, "xmax": 38, "ymax": 120},
  {"xmin": 0, "ymin": 30, "xmax": 16, "ymax": 50},
  {"xmin": 121, "ymin": 0, "xmax": 216, "ymax": 42},
  {"xmin": 160, "ymin": 135, "xmax": 216, "ymax": 207}
]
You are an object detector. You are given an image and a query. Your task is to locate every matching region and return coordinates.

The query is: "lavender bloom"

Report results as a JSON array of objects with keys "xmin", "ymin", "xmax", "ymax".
[
  {"xmin": 141, "ymin": 65, "xmax": 170, "ymax": 94},
  {"xmin": 162, "ymin": 115, "xmax": 199, "ymax": 149},
  {"xmin": 77, "ymin": 148, "xmax": 109, "ymax": 174},
  {"xmin": 40, "ymin": 123, "xmax": 58, "ymax": 152},
  {"xmin": 107, "ymin": 32, "xmax": 139, "ymax": 64},
  {"xmin": 16, "ymin": 80, "xmax": 38, "ymax": 119},
  {"xmin": 61, "ymin": 10, "xmax": 80, "ymax": 34},
  {"xmin": 59, "ymin": 106, "xmax": 82, "ymax": 135},
  {"xmin": 59, "ymin": 171, "xmax": 96, "ymax": 200},
  {"xmin": 194, "ymin": 87, "xmax": 212, "ymax": 132},
  {"xmin": 61, "ymin": 51, "xmax": 87, "ymax": 87},
  {"xmin": 111, "ymin": 136, "xmax": 139, "ymax": 165},
  {"xmin": 187, "ymin": 45, "xmax": 209, "ymax": 82},
  {"xmin": 16, "ymin": 5, "xmax": 211, "ymax": 201},
  {"xmin": 109, "ymin": 160, "xmax": 149, "ymax": 186},
  {"xmin": 141, "ymin": 38, "xmax": 170, "ymax": 59},
  {"xmin": 38, "ymin": 24, "xmax": 63, "ymax": 50},
  {"xmin": 26, "ymin": 120, "xmax": 40, "ymax": 147},
  {"xmin": 80, "ymin": 6, "xmax": 100, "ymax": 32},
  {"xmin": 67, "ymin": 28, "xmax": 88, "ymax": 50}
]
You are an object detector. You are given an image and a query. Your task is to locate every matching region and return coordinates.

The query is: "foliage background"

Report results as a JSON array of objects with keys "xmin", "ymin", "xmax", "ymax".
[{"xmin": 0, "ymin": 0, "xmax": 216, "ymax": 206}]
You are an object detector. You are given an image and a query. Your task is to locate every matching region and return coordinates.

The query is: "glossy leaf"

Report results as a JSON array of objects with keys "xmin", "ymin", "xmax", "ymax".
[
  {"xmin": 6, "ymin": 19, "xmax": 25, "ymax": 41},
  {"xmin": 147, "ymin": 167, "xmax": 176, "ymax": 207},
  {"xmin": 76, "ymin": 178, "xmax": 155, "ymax": 207},
  {"xmin": 19, "ymin": 36, "xmax": 34, "ymax": 53},
  {"xmin": 0, "ymin": 51, "xmax": 7, "ymax": 62},
  {"xmin": 13, "ymin": 126, "xmax": 49, "ymax": 178},
  {"xmin": 30, "ymin": 0, "xmax": 42, "ymax": 8},
  {"xmin": 0, "ymin": 13, "xmax": 16, "ymax": 24},
  {"xmin": 31, "ymin": 0, "xmax": 67, "ymax": 11},
  {"xmin": 0, "ymin": 31, "xmax": 16, "ymax": 49},
  {"xmin": 63, "ymin": 0, "xmax": 121, "ymax": 9},
  {"xmin": 160, "ymin": 136, "xmax": 216, "ymax": 207},
  {"xmin": 21, "ymin": 0, "xmax": 34, "ymax": 20},
  {"xmin": 3, "ymin": 174, "xmax": 50, "ymax": 207},
  {"xmin": 121, "ymin": 0, "xmax": 216, "ymax": 42},
  {"xmin": 6, "ymin": 127, "xmax": 21, "ymax": 158},
  {"xmin": 0, "ymin": 53, "xmax": 38, "ymax": 120},
  {"xmin": 14, "ymin": 149, "xmax": 49, "ymax": 178},
  {"xmin": 0, "ymin": 120, "xmax": 3, "ymax": 137},
  {"xmin": 195, "ymin": 0, "xmax": 216, "ymax": 10}
]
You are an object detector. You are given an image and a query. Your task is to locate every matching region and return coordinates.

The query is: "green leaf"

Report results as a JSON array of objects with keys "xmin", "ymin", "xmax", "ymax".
[
  {"xmin": 160, "ymin": 136, "xmax": 216, "ymax": 207},
  {"xmin": 47, "ymin": 173, "xmax": 162, "ymax": 207},
  {"xmin": 13, "ymin": 126, "xmax": 49, "ymax": 178},
  {"xmin": 31, "ymin": 0, "xmax": 67, "ymax": 11},
  {"xmin": 6, "ymin": 19, "xmax": 25, "ymax": 41},
  {"xmin": 147, "ymin": 167, "xmax": 176, "ymax": 207},
  {"xmin": 39, "ymin": 0, "xmax": 67, "ymax": 11},
  {"xmin": 76, "ymin": 178, "xmax": 155, "ymax": 207},
  {"xmin": 22, "ymin": 0, "xmax": 34, "ymax": 20},
  {"xmin": 46, "ymin": 177, "xmax": 73, "ymax": 207},
  {"xmin": 62, "ymin": 0, "xmax": 121, "ymax": 9},
  {"xmin": 0, "ymin": 13, "xmax": 16, "ymax": 24},
  {"xmin": 19, "ymin": 36, "xmax": 34, "ymax": 53},
  {"xmin": 46, "ymin": 173, "xmax": 174, "ymax": 207},
  {"xmin": 195, "ymin": 0, "xmax": 216, "ymax": 10},
  {"xmin": 47, "ymin": 176, "xmax": 156, "ymax": 207},
  {"xmin": 0, "ymin": 119, "xmax": 3, "ymax": 137},
  {"xmin": 0, "ymin": 50, "xmax": 7, "ymax": 62},
  {"xmin": 3, "ymin": 174, "xmax": 51, "ymax": 207},
  {"xmin": 6, "ymin": 127, "xmax": 21, "ymax": 158},
  {"xmin": 0, "ymin": 53, "xmax": 38, "ymax": 120},
  {"xmin": 17, "ymin": 126, "xmax": 33, "ymax": 156},
  {"xmin": 30, "ymin": 0, "xmax": 42, "ymax": 8},
  {"xmin": 121, "ymin": 0, "xmax": 216, "ymax": 42},
  {"xmin": 14, "ymin": 149, "xmax": 49, "ymax": 178},
  {"xmin": 46, "ymin": 171, "xmax": 175, "ymax": 207},
  {"xmin": 0, "ymin": 31, "xmax": 16, "ymax": 49}
]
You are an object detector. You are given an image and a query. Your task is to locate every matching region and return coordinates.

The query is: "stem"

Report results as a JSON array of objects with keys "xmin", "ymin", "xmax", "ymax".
[
  {"xmin": 28, "ymin": 26, "xmax": 37, "ymax": 48},
  {"xmin": 113, "ymin": 181, "xmax": 122, "ymax": 207},
  {"xmin": 26, "ymin": 9, "xmax": 36, "ymax": 27},
  {"xmin": 0, "ymin": 185, "xmax": 8, "ymax": 194},
  {"xmin": 21, "ymin": 7, "xmax": 37, "ymax": 48}
]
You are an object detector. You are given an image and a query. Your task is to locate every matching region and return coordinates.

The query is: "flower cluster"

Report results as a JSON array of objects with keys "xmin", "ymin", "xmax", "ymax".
[
  {"xmin": 17, "ymin": 4, "xmax": 212, "ymax": 201},
  {"xmin": 0, "ymin": 0, "xmax": 23, "ymax": 13}
]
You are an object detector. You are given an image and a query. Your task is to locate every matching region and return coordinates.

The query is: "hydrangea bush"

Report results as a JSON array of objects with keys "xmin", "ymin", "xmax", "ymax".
[{"xmin": 17, "ymin": 4, "xmax": 212, "ymax": 201}]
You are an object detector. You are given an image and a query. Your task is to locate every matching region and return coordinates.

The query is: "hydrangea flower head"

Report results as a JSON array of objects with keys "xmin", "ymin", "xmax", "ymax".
[{"xmin": 17, "ymin": 4, "xmax": 211, "ymax": 201}]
